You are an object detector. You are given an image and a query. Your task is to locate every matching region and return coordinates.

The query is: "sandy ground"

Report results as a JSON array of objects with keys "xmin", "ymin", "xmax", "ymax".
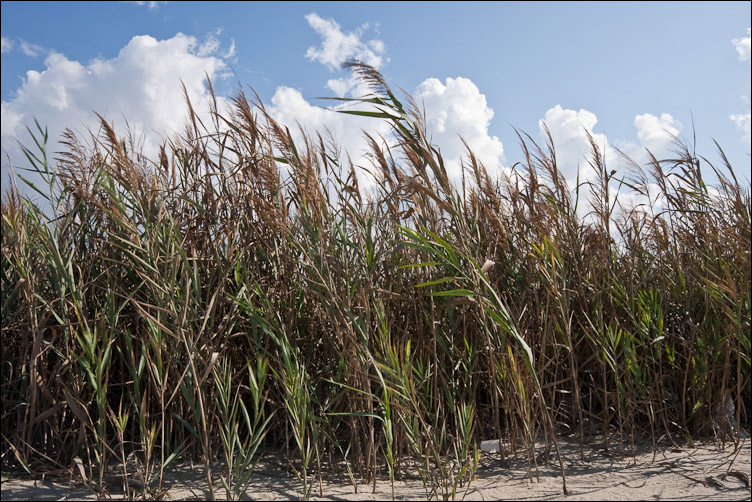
[{"xmin": 1, "ymin": 437, "xmax": 750, "ymax": 501}]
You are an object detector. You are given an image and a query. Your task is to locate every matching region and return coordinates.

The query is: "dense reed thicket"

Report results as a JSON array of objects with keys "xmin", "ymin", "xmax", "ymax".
[{"xmin": 2, "ymin": 64, "xmax": 750, "ymax": 500}]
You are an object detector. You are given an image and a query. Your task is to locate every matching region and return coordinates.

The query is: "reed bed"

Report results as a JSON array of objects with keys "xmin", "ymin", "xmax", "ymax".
[{"xmin": 1, "ymin": 63, "xmax": 749, "ymax": 500}]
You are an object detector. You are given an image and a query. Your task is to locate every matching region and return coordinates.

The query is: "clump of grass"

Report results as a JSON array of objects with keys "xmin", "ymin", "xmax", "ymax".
[
  {"xmin": 1, "ymin": 63, "xmax": 749, "ymax": 501},
  {"xmin": 213, "ymin": 354, "xmax": 274, "ymax": 501}
]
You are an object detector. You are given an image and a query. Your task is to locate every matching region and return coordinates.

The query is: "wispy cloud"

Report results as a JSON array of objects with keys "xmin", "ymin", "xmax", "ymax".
[
  {"xmin": 730, "ymin": 104, "xmax": 750, "ymax": 145},
  {"xmin": 1, "ymin": 36, "xmax": 44, "ymax": 57},
  {"xmin": 305, "ymin": 13, "xmax": 387, "ymax": 71},
  {"xmin": 730, "ymin": 28, "xmax": 751, "ymax": 145},
  {"xmin": 1, "ymin": 36, "xmax": 13, "ymax": 54},
  {"xmin": 196, "ymin": 29, "xmax": 236, "ymax": 61},
  {"xmin": 732, "ymin": 27, "xmax": 751, "ymax": 62},
  {"xmin": 19, "ymin": 39, "xmax": 43, "ymax": 57},
  {"xmin": 123, "ymin": 1, "xmax": 167, "ymax": 11}
]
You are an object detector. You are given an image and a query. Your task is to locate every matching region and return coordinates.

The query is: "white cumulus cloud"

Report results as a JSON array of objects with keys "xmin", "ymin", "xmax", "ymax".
[
  {"xmin": 540, "ymin": 105, "xmax": 683, "ymax": 178},
  {"xmin": 538, "ymin": 105, "xmax": 615, "ymax": 184},
  {"xmin": 266, "ymin": 74, "xmax": 508, "ymax": 193},
  {"xmin": 1, "ymin": 33, "xmax": 233, "ymax": 196},
  {"xmin": 633, "ymin": 112, "xmax": 681, "ymax": 150},
  {"xmin": 413, "ymin": 77, "xmax": 506, "ymax": 181},
  {"xmin": 266, "ymin": 85, "xmax": 394, "ymax": 191},
  {"xmin": 616, "ymin": 112, "xmax": 681, "ymax": 165},
  {"xmin": 538, "ymin": 106, "xmax": 683, "ymax": 219}
]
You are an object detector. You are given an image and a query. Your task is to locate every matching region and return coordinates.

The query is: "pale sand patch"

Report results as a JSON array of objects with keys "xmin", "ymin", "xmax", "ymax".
[{"xmin": 1, "ymin": 439, "xmax": 749, "ymax": 500}]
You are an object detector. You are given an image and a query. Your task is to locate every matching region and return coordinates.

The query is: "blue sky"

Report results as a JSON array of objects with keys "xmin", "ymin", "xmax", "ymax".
[{"xmin": 1, "ymin": 1, "xmax": 750, "ymax": 199}]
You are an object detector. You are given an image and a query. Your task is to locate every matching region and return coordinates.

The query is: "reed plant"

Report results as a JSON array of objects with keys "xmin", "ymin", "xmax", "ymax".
[{"xmin": 1, "ymin": 63, "xmax": 749, "ymax": 500}]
